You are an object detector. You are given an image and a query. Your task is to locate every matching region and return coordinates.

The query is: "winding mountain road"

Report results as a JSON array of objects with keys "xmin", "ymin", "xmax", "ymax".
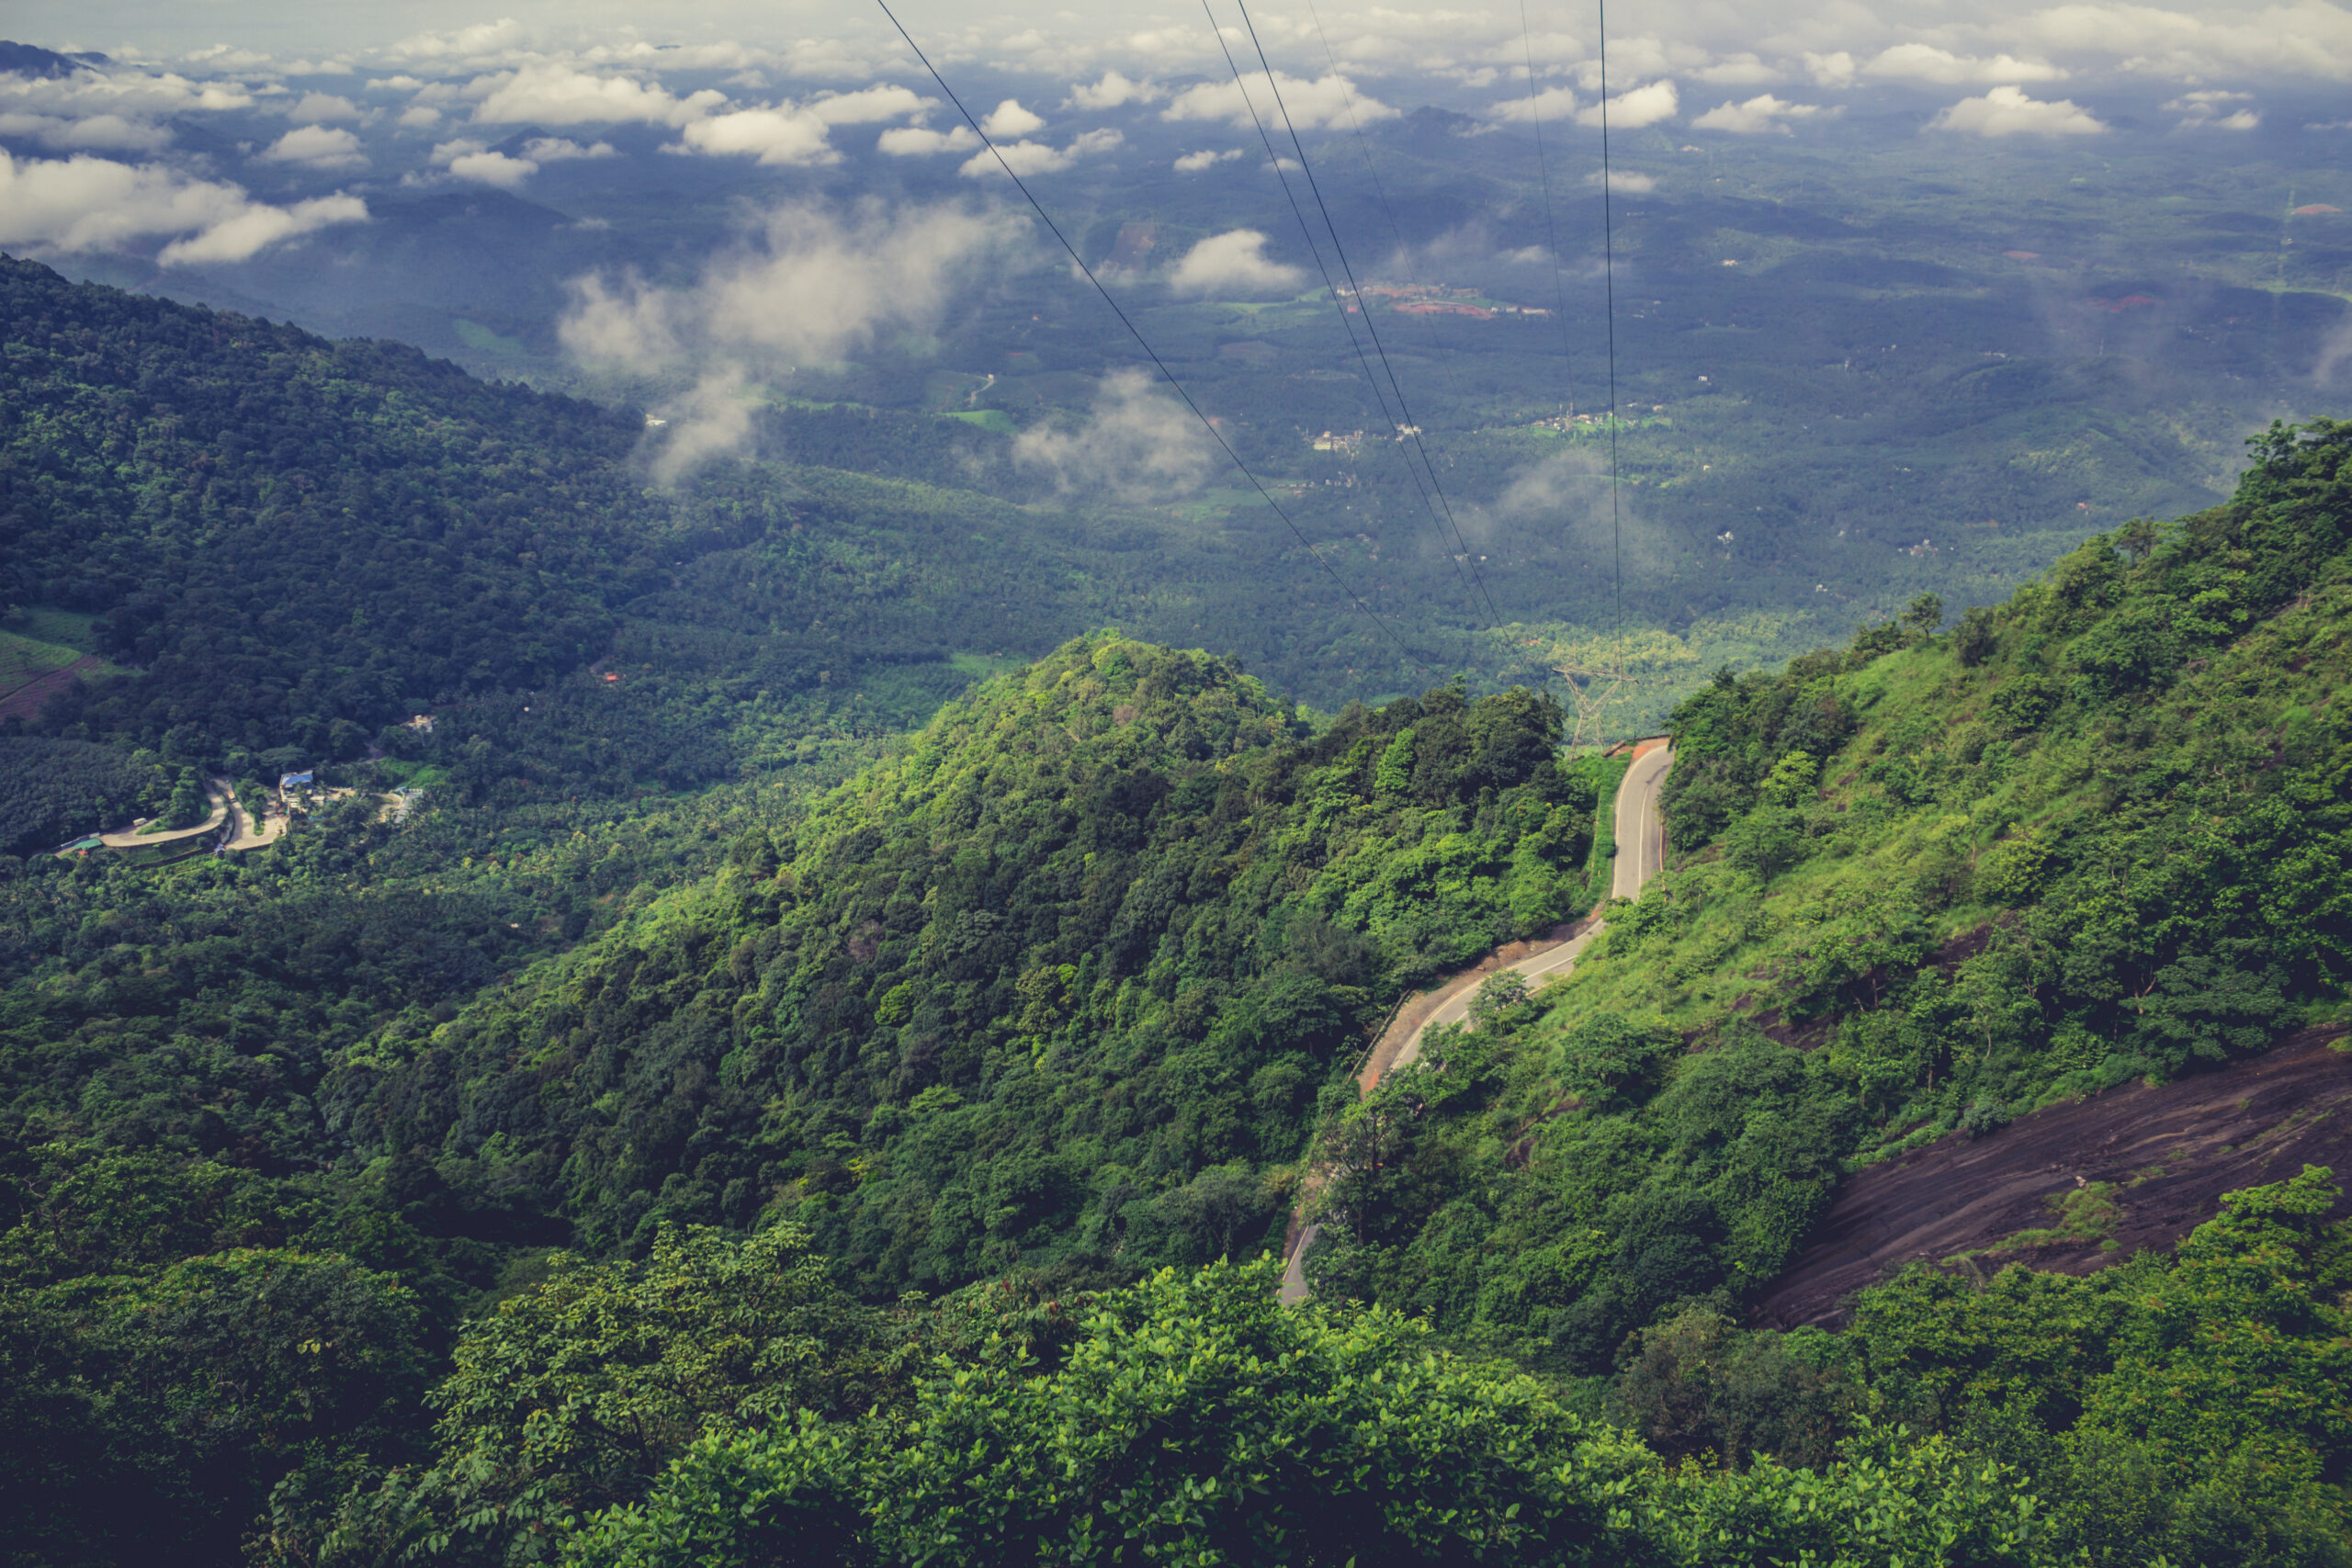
[
  {"xmin": 1280, "ymin": 739, "xmax": 1673, "ymax": 1303},
  {"xmin": 96, "ymin": 779, "xmax": 232, "ymax": 848}
]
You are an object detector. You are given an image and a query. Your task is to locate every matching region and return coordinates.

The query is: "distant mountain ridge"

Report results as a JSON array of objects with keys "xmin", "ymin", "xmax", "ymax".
[{"xmin": 0, "ymin": 40, "xmax": 107, "ymax": 77}]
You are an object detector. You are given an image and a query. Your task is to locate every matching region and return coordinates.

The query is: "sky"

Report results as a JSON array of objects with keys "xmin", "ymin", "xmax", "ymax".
[
  {"xmin": 9, "ymin": 0, "xmax": 2348, "ymax": 88},
  {"xmin": 0, "ymin": 0, "xmax": 2345, "ymax": 341}
]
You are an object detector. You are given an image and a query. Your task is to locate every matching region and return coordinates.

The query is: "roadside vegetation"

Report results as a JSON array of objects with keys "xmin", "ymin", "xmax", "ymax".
[{"xmin": 1303, "ymin": 418, "xmax": 2352, "ymax": 1371}]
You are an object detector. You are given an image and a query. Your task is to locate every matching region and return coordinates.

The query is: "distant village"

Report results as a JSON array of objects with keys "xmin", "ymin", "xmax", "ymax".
[
  {"xmin": 1526, "ymin": 403, "xmax": 1673, "ymax": 433},
  {"xmin": 1340, "ymin": 282, "xmax": 1551, "ymax": 321},
  {"xmin": 52, "ymin": 714, "xmax": 434, "ymax": 864}
]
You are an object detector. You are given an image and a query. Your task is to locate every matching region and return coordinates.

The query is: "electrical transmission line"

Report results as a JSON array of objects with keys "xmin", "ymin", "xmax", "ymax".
[
  {"xmin": 1228, "ymin": 0, "xmax": 1505, "ymax": 628},
  {"xmin": 871, "ymin": 0, "xmax": 1438, "ymax": 680},
  {"xmin": 1197, "ymin": 0, "xmax": 1494, "ymax": 649}
]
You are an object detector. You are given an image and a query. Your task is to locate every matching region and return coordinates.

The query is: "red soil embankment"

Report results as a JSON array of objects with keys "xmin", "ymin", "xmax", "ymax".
[
  {"xmin": 0, "ymin": 654, "xmax": 101, "ymax": 723},
  {"xmin": 1754, "ymin": 1028, "xmax": 2352, "ymax": 1328}
]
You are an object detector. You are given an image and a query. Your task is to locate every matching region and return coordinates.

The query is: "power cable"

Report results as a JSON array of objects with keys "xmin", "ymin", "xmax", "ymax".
[
  {"xmin": 1195, "ymin": 1, "xmax": 1488, "ymax": 645},
  {"xmin": 1521, "ymin": 0, "xmax": 1619, "ymax": 672},
  {"xmin": 1297, "ymin": 0, "xmax": 1458, "ymax": 378},
  {"xmin": 1587, "ymin": 0, "xmax": 1712, "ymax": 580},
  {"xmin": 871, "ymin": 0, "xmax": 1435, "ymax": 677},
  {"xmin": 1231, "ymin": 0, "xmax": 1506, "ymax": 627},
  {"xmin": 1519, "ymin": 6, "xmax": 1580, "ymax": 415},
  {"xmin": 1598, "ymin": 0, "xmax": 1628, "ymax": 640}
]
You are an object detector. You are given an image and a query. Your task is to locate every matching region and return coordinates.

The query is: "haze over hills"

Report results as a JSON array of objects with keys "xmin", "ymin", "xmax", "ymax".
[
  {"xmin": 3, "ymin": 6, "xmax": 2351, "ymax": 1565},
  {"xmin": 4, "ymin": 19, "xmax": 2348, "ymax": 726}
]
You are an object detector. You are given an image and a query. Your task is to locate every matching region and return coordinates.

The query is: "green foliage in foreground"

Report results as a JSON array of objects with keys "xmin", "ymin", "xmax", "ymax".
[
  {"xmin": 326, "ymin": 639, "xmax": 1621, "ymax": 1291},
  {"xmin": 570, "ymin": 1259, "xmax": 1663, "ymax": 1567},
  {"xmin": 1847, "ymin": 1165, "xmax": 2352, "ymax": 1567},
  {"xmin": 1306, "ymin": 419, "xmax": 2352, "ymax": 1360},
  {"xmin": 3, "ymin": 1236, "xmax": 427, "ymax": 1568},
  {"xmin": 224, "ymin": 1171, "xmax": 2341, "ymax": 1568},
  {"xmin": 1607, "ymin": 1168, "xmax": 2352, "ymax": 1568},
  {"xmin": 292, "ymin": 1172, "xmax": 2350, "ymax": 1567}
]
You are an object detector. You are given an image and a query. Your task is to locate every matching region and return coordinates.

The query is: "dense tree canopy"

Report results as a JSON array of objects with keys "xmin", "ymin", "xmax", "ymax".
[
  {"xmin": 2, "ymin": 251, "xmax": 2346, "ymax": 1566},
  {"xmin": 327, "ymin": 639, "xmax": 1617, "ymax": 1289}
]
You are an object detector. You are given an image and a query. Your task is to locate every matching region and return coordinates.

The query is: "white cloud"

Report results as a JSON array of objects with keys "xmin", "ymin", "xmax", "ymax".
[
  {"xmin": 2169, "ymin": 90, "xmax": 2261, "ymax": 128},
  {"xmin": 467, "ymin": 65, "xmax": 722, "ymax": 128},
  {"xmin": 1586, "ymin": 169, "xmax": 1658, "ymax": 192},
  {"xmin": 0, "ymin": 149, "xmax": 365, "ymax": 265},
  {"xmin": 522, "ymin": 136, "xmax": 615, "ymax": 161},
  {"xmin": 1013, "ymin": 367, "xmax": 1214, "ymax": 503},
  {"xmin": 431, "ymin": 138, "xmax": 554, "ymax": 186},
  {"xmin": 259, "ymin": 124, "xmax": 368, "ymax": 169},
  {"xmin": 1173, "ymin": 147, "xmax": 1243, "ymax": 172},
  {"xmin": 384, "ymin": 17, "xmax": 532, "ymax": 65},
  {"xmin": 645, "ymin": 367, "xmax": 757, "ymax": 486},
  {"xmin": 0, "ymin": 66, "xmax": 254, "ymax": 131},
  {"xmin": 1487, "ymin": 85, "xmax": 1580, "ymax": 122},
  {"xmin": 1067, "ymin": 71, "xmax": 1161, "ymax": 110},
  {"xmin": 979, "ymin": 98, "xmax": 1046, "ymax": 138},
  {"xmin": 672, "ymin": 85, "xmax": 930, "ymax": 166},
  {"xmin": 1690, "ymin": 93, "xmax": 1832, "ymax": 133},
  {"xmin": 680, "ymin": 107, "xmax": 838, "ymax": 166},
  {"xmin": 287, "ymin": 92, "xmax": 362, "ymax": 123},
  {"xmin": 1863, "ymin": 45, "xmax": 2069, "ymax": 85},
  {"xmin": 1576, "ymin": 80, "xmax": 1679, "ymax": 128},
  {"xmin": 1162, "ymin": 71, "xmax": 1396, "ymax": 132},
  {"xmin": 560, "ymin": 201, "xmax": 1028, "ymax": 473},
  {"xmin": 805, "ymin": 85, "xmax": 931, "ymax": 124},
  {"xmin": 447, "ymin": 151, "xmax": 536, "ymax": 188},
  {"xmin": 161, "ymin": 193, "xmax": 368, "ymax": 264},
  {"xmin": 958, "ymin": 128, "xmax": 1121, "ymax": 178},
  {"xmin": 1804, "ymin": 51, "xmax": 1857, "ymax": 87},
  {"xmin": 2007, "ymin": 4, "xmax": 2352, "ymax": 85},
  {"xmin": 1929, "ymin": 85, "xmax": 2107, "ymax": 137},
  {"xmin": 397, "ymin": 104, "xmax": 443, "ymax": 130},
  {"xmin": 1691, "ymin": 54, "xmax": 1780, "ymax": 85},
  {"xmin": 1167, "ymin": 228, "xmax": 1303, "ymax": 297},
  {"xmin": 0, "ymin": 111, "xmax": 172, "ymax": 152},
  {"xmin": 560, "ymin": 200, "xmax": 1027, "ymax": 376},
  {"xmin": 878, "ymin": 124, "xmax": 980, "ymax": 155}
]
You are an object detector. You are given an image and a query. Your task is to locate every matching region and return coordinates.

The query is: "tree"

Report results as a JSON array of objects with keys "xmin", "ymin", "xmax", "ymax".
[
  {"xmin": 1953, "ymin": 605, "xmax": 1996, "ymax": 667},
  {"xmin": 570, "ymin": 1258, "xmax": 1661, "ymax": 1567},
  {"xmin": 265, "ymin": 1224, "xmax": 910, "ymax": 1568},
  {"xmin": 2, "ymin": 1248, "xmax": 427, "ymax": 1567}
]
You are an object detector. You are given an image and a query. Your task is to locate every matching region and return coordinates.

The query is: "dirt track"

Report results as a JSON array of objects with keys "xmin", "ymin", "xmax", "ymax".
[
  {"xmin": 0, "ymin": 653, "xmax": 101, "ymax": 723},
  {"xmin": 1754, "ymin": 1029, "xmax": 2352, "ymax": 1328}
]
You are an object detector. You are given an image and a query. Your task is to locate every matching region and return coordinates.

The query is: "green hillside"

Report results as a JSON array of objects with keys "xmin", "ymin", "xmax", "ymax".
[
  {"xmin": 0, "ymin": 255, "xmax": 1117, "ymax": 804},
  {"xmin": 0, "ymin": 248, "xmax": 2346, "ymax": 1566},
  {"xmin": 325, "ymin": 641, "xmax": 1619, "ymax": 1281},
  {"xmin": 1306, "ymin": 416, "xmax": 2352, "ymax": 1352}
]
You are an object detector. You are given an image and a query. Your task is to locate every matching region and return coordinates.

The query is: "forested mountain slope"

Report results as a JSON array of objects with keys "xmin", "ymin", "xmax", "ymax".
[
  {"xmin": 328, "ymin": 642, "xmax": 1621, "ymax": 1287},
  {"xmin": 0, "ymin": 255, "xmax": 1108, "ymax": 815},
  {"xmin": 3, "ymin": 244, "xmax": 2346, "ymax": 1565},
  {"xmin": 1306, "ymin": 418, "xmax": 2352, "ymax": 1359}
]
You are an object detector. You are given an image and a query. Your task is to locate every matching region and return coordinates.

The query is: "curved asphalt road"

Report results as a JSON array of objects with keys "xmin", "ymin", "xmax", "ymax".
[{"xmin": 1280, "ymin": 740, "xmax": 1672, "ymax": 1303}]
